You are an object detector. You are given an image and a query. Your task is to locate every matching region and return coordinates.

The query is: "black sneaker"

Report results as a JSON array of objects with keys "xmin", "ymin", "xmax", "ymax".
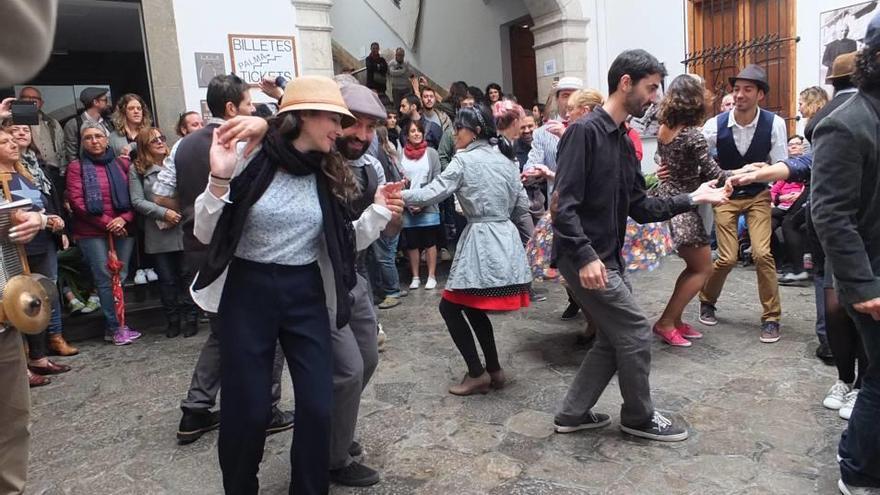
[
  {"xmin": 349, "ymin": 440, "xmax": 364, "ymax": 457},
  {"xmin": 330, "ymin": 461, "xmax": 381, "ymax": 487},
  {"xmin": 760, "ymin": 321, "xmax": 781, "ymax": 343},
  {"xmin": 177, "ymin": 410, "xmax": 221, "ymax": 445},
  {"xmin": 699, "ymin": 302, "xmax": 718, "ymax": 326},
  {"xmin": 620, "ymin": 411, "xmax": 688, "ymax": 442},
  {"xmin": 554, "ymin": 411, "xmax": 611, "ymax": 433},
  {"xmin": 266, "ymin": 406, "xmax": 294, "ymax": 435},
  {"xmin": 560, "ymin": 301, "xmax": 580, "ymax": 320}
]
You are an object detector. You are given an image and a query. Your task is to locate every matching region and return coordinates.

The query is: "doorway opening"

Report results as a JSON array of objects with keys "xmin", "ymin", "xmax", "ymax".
[{"xmin": 508, "ymin": 16, "xmax": 538, "ymax": 108}]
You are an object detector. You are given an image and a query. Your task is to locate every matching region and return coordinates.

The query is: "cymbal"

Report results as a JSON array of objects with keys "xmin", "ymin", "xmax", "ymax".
[{"xmin": 3, "ymin": 274, "xmax": 51, "ymax": 335}]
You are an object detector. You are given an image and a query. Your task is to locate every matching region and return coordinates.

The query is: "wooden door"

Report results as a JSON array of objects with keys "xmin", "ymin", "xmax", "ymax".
[
  {"xmin": 687, "ymin": 0, "xmax": 797, "ymax": 132},
  {"xmin": 510, "ymin": 21, "xmax": 538, "ymax": 107}
]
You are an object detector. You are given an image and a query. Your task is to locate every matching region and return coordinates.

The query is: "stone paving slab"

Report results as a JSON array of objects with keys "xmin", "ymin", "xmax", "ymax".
[{"xmin": 26, "ymin": 258, "xmax": 843, "ymax": 494}]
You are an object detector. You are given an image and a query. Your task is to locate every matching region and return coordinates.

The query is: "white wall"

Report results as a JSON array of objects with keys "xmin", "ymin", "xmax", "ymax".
[
  {"xmin": 581, "ymin": 0, "xmax": 689, "ymax": 172},
  {"xmin": 330, "ymin": 0, "xmax": 530, "ymax": 90},
  {"xmin": 171, "ymin": 0, "xmax": 300, "ymax": 114}
]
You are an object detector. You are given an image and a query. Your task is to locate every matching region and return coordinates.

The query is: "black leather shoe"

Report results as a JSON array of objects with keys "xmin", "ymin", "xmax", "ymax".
[
  {"xmin": 182, "ymin": 322, "xmax": 198, "ymax": 338},
  {"xmin": 266, "ymin": 406, "xmax": 294, "ymax": 435},
  {"xmin": 561, "ymin": 301, "xmax": 580, "ymax": 320},
  {"xmin": 166, "ymin": 319, "xmax": 181, "ymax": 338},
  {"xmin": 177, "ymin": 410, "xmax": 220, "ymax": 445},
  {"xmin": 330, "ymin": 461, "xmax": 380, "ymax": 487},
  {"xmin": 816, "ymin": 343, "xmax": 834, "ymax": 366}
]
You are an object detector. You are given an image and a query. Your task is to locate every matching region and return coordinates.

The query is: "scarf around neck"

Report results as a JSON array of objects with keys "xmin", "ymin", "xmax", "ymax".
[
  {"xmin": 81, "ymin": 148, "xmax": 131, "ymax": 216},
  {"xmin": 21, "ymin": 151, "xmax": 53, "ymax": 196},
  {"xmin": 193, "ymin": 127, "xmax": 357, "ymax": 329},
  {"xmin": 404, "ymin": 140, "xmax": 428, "ymax": 160}
]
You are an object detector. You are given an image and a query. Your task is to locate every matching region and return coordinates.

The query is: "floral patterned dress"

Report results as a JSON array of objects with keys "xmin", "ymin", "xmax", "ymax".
[{"xmin": 654, "ymin": 126, "xmax": 730, "ymax": 249}]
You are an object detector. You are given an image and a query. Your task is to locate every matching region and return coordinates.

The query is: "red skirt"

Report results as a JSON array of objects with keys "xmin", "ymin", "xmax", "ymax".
[{"xmin": 442, "ymin": 284, "xmax": 531, "ymax": 311}]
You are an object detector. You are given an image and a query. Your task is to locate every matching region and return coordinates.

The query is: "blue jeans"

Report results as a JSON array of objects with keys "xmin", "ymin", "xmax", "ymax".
[
  {"xmin": 840, "ymin": 306, "xmax": 880, "ymax": 488},
  {"xmin": 371, "ymin": 234, "xmax": 401, "ymax": 297},
  {"xmin": 78, "ymin": 236, "xmax": 134, "ymax": 333}
]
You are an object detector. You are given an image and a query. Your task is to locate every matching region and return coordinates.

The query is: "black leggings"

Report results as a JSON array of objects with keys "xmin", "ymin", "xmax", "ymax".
[
  {"xmin": 439, "ymin": 299, "xmax": 500, "ymax": 378},
  {"xmin": 826, "ymin": 288, "xmax": 869, "ymax": 388}
]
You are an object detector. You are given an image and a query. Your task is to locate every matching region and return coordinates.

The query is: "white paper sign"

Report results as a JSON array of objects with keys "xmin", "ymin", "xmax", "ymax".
[{"xmin": 228, "ymin": 34, "xmax": 299, "ymax": 86}]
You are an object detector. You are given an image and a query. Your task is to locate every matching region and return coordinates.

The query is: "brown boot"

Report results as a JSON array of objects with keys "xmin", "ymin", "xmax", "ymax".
[
  {"xmin": 448, "ymin": 372, "xmax": 491, "ymax": 396},
  {"xmin": 488, "ymin": 369, "xmax": 506, "ymax": 389},
  {"xmin": 48, "ymin": 334, "xmax": 79, "ymax": 356}
]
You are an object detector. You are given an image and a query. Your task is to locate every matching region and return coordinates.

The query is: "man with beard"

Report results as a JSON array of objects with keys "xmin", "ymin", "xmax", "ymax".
[
  {"xmin": 398, "ymin": 94, "xmax": 443, "ymax": 149},
  {"xmin": 552, "ymin": 49, "xmax": 729, "ymax": 442},
  {"xmin": 697, "ymin": 64, "xmax": 788, "ymax": 343},
  {"xmin": 420, "ymin": 87, "xmax": 452, "ymax": 133},
  {"xmin": 329, "ymin": 82, "xmax": 402, "ymax": 487}
]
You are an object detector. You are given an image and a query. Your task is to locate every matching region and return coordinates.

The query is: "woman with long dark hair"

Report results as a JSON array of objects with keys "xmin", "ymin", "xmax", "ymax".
[
  {"xmin": 485, "ymin": 82, "xmax": 503, "ymax": 105},
  {"xmin": 191, "ymin": 76, "xmax": 400, "ymax": 494},
  {"xmin": 399, "ymin": 118, "xmax": 442, "ymax": 290},
  {"xmin": 403, "ymin": 104, "xmax": 531, "ymax": 395},
  {"xmin": 652, "ymin": 74, "xmax": 732, "ymax": 347}
]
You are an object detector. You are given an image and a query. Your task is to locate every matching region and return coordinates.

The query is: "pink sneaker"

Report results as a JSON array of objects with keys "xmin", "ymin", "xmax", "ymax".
[
  {"xmin": 120, "ymin": 326, "xmax": 142, "ymax": 341},
  {"xmin": 112, "ymin": 330, "xmax": 134, "ymax": 346},
  {"xmin": 677, "ymin": 323, "xmax": 703, "ymax": 339},
  {"xmin": 653, "ymin": 325, "xmax": 692, "ymax": 347}
]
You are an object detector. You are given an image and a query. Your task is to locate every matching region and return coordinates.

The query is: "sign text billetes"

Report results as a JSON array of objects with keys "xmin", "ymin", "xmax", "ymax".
[{"xmin": 228, "ymin": 34, "xmax": 299, "ymax": 85}]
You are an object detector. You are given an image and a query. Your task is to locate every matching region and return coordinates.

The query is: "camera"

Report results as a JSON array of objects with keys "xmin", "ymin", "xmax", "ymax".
[{"xmin": 10, "ymin": 100, "xmax": 38, "ymax": 125}]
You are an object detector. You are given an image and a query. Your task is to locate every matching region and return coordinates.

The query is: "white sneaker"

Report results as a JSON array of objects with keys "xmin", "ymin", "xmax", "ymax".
[
  {"xmin": 409, "ymin": 277, "xmax": 421, "ymax": 290},
  {"xmin": 134, "ymin": 269, "xmax": 148, "ymax": 285},
  {"xmin": 145, "ymin": 268, "xmax": 159, "ymax": 282},
  {"xmin": 377, "ymin": 324, "xmax": 387, "ymax": 352},
  {"xmin": 823, "ymin": 380, "xmax": 852, "ymax": 410},
  {"xmin": 839, "ymin": 389, "xmax": 859, "ymax": 420},
  {"xmin": 425, "ymin": 277, "xmax": 437, "ymax": 290}
]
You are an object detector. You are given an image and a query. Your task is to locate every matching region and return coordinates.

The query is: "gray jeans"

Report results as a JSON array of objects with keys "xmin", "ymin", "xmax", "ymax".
[
  {"xmin": 555, "ymin": 256, "xmax": 654, "ymax": 427},
  {"xmin": 330, "ymin": 274, "xmax": 379, "ymax": 470},
  {"xmin": 180, "ymin": 315, "xmax": 284, "ymax": 413}
]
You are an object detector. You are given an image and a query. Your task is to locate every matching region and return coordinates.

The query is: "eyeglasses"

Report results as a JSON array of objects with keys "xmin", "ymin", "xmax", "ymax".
[
  {"xmin": 82, "ymin": 134, "xmax": 106, "ymax": 142},
  {"xmin": 150, "ymin": 135, "xmax": 167, "ymax": 145}
]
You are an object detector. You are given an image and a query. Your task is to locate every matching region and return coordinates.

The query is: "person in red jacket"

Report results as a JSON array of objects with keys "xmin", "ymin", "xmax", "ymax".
[{"xmin": 66, "ymin": 122, "xmax": 138, "ymax": 346}]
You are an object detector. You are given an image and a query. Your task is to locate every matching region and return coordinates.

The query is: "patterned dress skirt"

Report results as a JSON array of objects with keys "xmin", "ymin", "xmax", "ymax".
[
  {"xmin": 526, "ymin": 211, "xmax": 674, "ymax": 280},
  {"xmin": 442, "ymin": 284, "xmax": 531, "ymax": 311}
]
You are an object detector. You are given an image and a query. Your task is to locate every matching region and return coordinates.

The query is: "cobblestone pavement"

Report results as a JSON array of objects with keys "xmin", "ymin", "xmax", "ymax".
[{"xmin": 26, "ymin": 258, "xmax": 844, "ymax": 494}]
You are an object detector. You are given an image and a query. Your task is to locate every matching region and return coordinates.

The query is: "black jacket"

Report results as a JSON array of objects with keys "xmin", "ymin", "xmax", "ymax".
[
  {"xmin": 811, "ymin": 89, "xmax": 880, "ymax": 306},
  {"xmin": 552, "ymin": 106, "xmax": 691, "ymax": 270}
]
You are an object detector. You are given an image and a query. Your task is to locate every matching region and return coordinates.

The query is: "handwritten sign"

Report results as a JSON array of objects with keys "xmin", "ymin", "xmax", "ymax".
[{"xmin": 228, "ymin": 34, "xmax": 298, "ymax": 86}]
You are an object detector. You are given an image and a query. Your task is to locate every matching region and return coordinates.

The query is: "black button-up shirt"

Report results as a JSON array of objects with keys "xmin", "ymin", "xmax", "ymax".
[{"xmin": 552, "ymin": 106, "xmax": 691, "ymax": 271}]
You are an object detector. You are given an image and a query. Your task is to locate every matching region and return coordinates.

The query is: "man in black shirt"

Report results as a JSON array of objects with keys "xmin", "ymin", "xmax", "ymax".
[{"xmin": 552, "ymin": 50, "xmax": 729, "ymax": 442}]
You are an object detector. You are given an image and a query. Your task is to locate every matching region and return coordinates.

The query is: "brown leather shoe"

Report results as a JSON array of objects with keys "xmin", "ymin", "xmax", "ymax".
[
  {"xmin": 448, "ymin": 372, "xmax": 491, "ymax": 396},
  {"xmin": 28, "ymin": 369, "xmax": 51, "ymax": 387},
  {"xmin": 488, "ymin": 369, "xmax": 506, "ymax": 389},
  {"xmin": 28, "ymin": 360, "xmax": 72, "ymax": 375},
  {"xmin": 48, "ymin": 334, "xmax": 79, "ymax": 356}
]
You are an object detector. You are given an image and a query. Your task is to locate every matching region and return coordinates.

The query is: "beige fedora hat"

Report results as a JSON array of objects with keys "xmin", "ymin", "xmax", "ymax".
[{"xmin": 277, "ymin": 75, "xmax": 356, "ymax": 127}]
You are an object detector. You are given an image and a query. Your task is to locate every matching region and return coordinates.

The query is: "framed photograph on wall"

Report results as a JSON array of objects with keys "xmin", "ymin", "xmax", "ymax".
[{"xmin": 820, "ymin": 1, "xmax": 880, "ymax": 82}]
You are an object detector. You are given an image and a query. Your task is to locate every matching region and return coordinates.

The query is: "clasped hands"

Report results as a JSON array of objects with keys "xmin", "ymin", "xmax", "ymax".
[{"xmin": 374, "ymin": 181, "xmax": 405, "ymax": 223}]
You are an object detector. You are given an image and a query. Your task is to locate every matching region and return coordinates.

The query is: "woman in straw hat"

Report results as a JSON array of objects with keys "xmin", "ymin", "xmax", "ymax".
[{"xmin": 190, "ymin": 75, "xmax": 403, "ymax": 495}]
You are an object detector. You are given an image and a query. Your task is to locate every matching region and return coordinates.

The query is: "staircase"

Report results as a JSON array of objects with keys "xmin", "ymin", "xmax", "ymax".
[{"xmin": 331, "ymin": 40, "xmax": 449, "ymax": 102}]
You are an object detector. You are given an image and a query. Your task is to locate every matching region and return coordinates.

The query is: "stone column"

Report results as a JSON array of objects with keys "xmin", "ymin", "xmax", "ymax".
[
  {"xmin": 292, "ymin": 0, "xmax": 334, "ymax": 77},
  {"xmin": 140, "ymin": 0, "xmax": 186, "ymax": 141},
  {"xmin": 531, "ymin": 10, "xmax": 590, "ymax": 104}
]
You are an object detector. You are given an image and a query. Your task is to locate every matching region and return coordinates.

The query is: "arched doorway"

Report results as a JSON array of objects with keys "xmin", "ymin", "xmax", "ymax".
[{"xmin": 522, "ymin": 0, "xmax": 590, "ymax": 102}]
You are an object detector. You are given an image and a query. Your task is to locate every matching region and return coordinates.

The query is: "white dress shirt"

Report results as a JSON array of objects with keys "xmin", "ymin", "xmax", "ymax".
[{"xmin": 702, "ymin": 108, "xmax": 788, "ymax": 165}]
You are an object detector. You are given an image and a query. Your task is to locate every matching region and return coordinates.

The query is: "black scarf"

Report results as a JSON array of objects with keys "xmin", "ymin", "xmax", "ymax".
[{"xmin": 193, "ymin": 127, "xmax": 357, "ymax": 329}]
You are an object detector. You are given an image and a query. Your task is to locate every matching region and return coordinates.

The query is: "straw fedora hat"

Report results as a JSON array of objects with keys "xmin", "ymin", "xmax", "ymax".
[{"xmin": 277, "ymin": 75, "xmax": 356, "ymax": 127}]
